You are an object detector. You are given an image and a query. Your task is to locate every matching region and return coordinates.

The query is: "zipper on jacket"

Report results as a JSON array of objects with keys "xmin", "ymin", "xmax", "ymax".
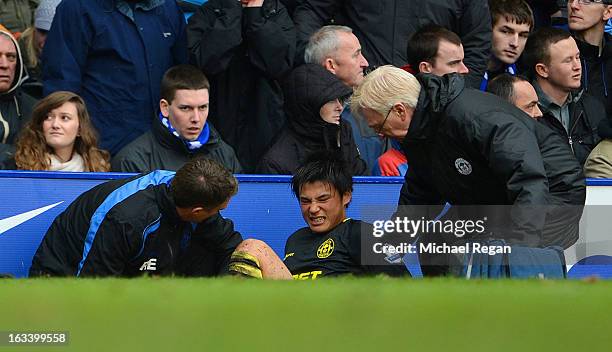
[
  {"xmin": 543, "ymin": 113, "xmax": 574, "ymax": 150},
  {"xmin": 569, "ymin": 109, "xmax": 584, "ymax": 139}
]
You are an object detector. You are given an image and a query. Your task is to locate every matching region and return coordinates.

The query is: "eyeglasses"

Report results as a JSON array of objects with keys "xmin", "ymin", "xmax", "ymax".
[
  {"xmin": 571, "ymin": 0, "xmax": 605, "ymax": 5},
  {"xmin": 377, "ymin": 106, "xmax": 394, "ymax": 135}
]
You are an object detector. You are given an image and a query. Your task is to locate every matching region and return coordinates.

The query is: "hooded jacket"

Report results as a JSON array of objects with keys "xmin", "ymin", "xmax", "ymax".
[
  {"xmin": 111, "ymin": 116, "xmax": 242, "ymax": 173},
  {"xmin": 584, "ymin": 118, "xmax": 612, "ymax": 178},
  {"xmin": 399, "ymin": 74, "xmax": 552, "ymax": 246},
  {"xmin": 258, "ymin": 63, "xmax": 368, "ymax": 175},
  {"xmin": 0, "ymin": 30, "xmax": 37, "ymax": 147}
]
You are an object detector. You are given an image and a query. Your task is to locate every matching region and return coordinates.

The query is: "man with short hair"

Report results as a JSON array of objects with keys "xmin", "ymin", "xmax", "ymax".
[
  {"xmin": 351, "ymin": 66, "xmax": 552, "ymax": 254},
  {"xmin": 567, "ymin": 0, "xmax": 612, "ymax": 116},
  {"xmin": 304, "ymin": 25, "xmax": 381, "ymax": 171},
  {"xmin": 0, "ymin": 29, "xmax": 36, "ymax": 164},
  {"xmin": 481, "ymin": 0, "xmax": 534, "ymax": 90},
  {"xmin": 112, "ymin": 65, "xmax": 241, "ymax": 173},
  {"xmin": 305, "ymin": 26, "xmax": 369, "ymax": 88},
  {"xmin": 522, "ymin": 27, "xmax": 606, "ymax": 165},
  {"xmin": 488, "ymin": 74, "xmax": 543, "ymax": 118},
  {"xmin": 406, "ymin": 25, "xmax": 470, "ymax": 76},
  {"xmin": 487, "ymin": 74, "xmax": 585, "ymax": 248},
  {"xmin": 29, "ymin": 158, "xmax": 243, "ymax": 277}
]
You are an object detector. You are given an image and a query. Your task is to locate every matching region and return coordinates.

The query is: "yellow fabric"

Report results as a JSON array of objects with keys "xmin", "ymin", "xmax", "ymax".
[{"xmin": 228, "ymin": 251, "xmax": 263, "ymax": 279}]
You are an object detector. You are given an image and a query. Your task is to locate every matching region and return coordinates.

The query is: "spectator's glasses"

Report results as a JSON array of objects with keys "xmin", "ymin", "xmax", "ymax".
[
  {"xmin": 571, "ymin": 0, "xmax": 606, "ymax": 5},
  {"xmin": 377, "ymin": 106, "xmax": 394, "ymax": 135}
]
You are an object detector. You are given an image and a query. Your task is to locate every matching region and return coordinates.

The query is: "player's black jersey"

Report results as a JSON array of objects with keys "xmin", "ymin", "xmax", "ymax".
[{"xmin": 283, "ymin": 219, "xmax": 409, "ymax": 279}]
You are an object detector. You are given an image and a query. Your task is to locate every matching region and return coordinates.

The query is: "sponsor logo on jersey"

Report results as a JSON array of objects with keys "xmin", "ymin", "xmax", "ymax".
[
  {"xmin": 139, "ymin": 258, "xmax": 157, "ymax": 271},
  {"xmin": 293, "ymin": 271, "xmax": 323, "ymax": 280},
  {"xmin": 317, "ymin": 238, "xmax": 334, "ymax": 259}
]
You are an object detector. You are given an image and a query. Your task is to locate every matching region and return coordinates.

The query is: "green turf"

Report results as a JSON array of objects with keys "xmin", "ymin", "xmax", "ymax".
[{"xmin": 1, "ymin": 278, "xmax": 610, "ymax": 352}]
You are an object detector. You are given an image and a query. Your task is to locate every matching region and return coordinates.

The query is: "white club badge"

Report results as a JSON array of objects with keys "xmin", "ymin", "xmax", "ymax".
[{"xmin": 455, "ymin": 158, "xmax": 472, "ymax": 175}]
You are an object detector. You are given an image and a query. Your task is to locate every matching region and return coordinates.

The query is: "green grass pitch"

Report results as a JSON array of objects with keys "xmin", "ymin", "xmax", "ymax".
[{"xmin": 1, "ymin": 277, "xmax": 610, "ymax": 351}]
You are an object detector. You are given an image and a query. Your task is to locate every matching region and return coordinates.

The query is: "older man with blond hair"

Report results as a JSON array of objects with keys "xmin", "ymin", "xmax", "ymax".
[
  {"xmin": 351, "ymin": 66, "xmax": 549, "ymax": 208},
  {"xmin": 350, "ymin": 67, "xmax": 557, "ymax": 275}
]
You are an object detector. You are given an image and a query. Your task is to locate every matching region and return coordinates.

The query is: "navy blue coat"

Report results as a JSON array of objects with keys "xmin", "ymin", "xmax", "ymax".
[{"xmin": 42, "ymin": 0, "xmax": 188, "ymax": 155}]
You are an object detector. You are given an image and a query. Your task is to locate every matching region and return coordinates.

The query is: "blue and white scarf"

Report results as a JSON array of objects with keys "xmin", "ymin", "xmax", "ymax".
[
  {"xmin": 159, "ymin": 112, "xmax": 210, "ymax": 151},
  {"xmin": 480, "ymin": 63, "xmax": 517, "ymax": 91}
]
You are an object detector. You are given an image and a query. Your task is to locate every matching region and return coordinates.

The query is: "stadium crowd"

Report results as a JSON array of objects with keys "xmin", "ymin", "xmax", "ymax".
[{"xmin": 1, "ymin": 0, "xmax": 612, "ymax": 278}]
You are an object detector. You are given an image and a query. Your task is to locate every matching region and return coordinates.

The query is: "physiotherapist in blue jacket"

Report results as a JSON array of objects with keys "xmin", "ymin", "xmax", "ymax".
[{"xmin": 29, "ymin": 158, "xmax": 242, "ymax": 277}]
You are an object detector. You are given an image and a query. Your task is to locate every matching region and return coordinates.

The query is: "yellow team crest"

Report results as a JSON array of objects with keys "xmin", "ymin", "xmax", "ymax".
[{"xmin": 317, "ymin": 238, "xmax": 335, "ymax": 258}]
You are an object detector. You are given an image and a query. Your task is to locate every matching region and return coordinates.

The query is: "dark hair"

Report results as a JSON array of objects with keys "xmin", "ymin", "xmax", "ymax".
[
  {"xmin": 522, "ymin": 27, "xmax": 572, "ymax": 74},
  {"xmin": 160, "ymin": 64, "xmax": 210, "ymax": 103},
  {"xmin": 291, "ymin": 151, "xmax": 353, "ymax": 201},
  {"xmin": 489, "ymin": 0, "xmax": 534, "ymax": 30},
  {"xmin": 487, "ymin": 74, "xmax": 530, "ymax": 103},
  {"xmin": 171, "ymin": 158, "xmax": 238, "ymax": 209},
  {"xmin": 406, "ymin": 24, "xmax": 462, "ymax": 70}
]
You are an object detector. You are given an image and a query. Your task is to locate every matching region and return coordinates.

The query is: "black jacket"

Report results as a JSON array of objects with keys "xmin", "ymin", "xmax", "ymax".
[
  {"xmin": 258, "ymin": 122, "xmax": 366, "ymax": 175},
  {"xmin": 29, "ymin": 171, "xmax": 243, "ymax": 277},
  {"xmin": 399, "ymin": 74, "xmax": 551, "ymax": 246},
  {"xmin": 531, "ymin": 122, "xmax": 585, "ymax": 206},
  {"xmin": 532, "ymin": 121, "xmax": 585, "ymax": 248},
  {"xmin": 293, "ymin": 0, "xmax": 491, "ymax": 88},
  {"xmin": 575, "ymin": 33, "xmax": 612, "ymax": 118},
  {"xmin": 187, "ymin": 0, "xmax": 296, "ymax": 172},
  {"xmin": 538, "ymin": 92, "xmax": 606, "ymax": 167},
  {"xmin": 258, "ymin": 64, "xmax": 368, "ymax": 175},
  {"xmin": 111, "ymin": 117, "xmax": 242, "ymax": 173}
]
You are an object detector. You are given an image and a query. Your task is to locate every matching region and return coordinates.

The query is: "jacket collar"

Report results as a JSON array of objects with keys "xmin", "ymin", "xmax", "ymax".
[
  {"xmin": 533, "ymin": 80, "xmax": 582, "ymax": 115},
  {"xmin": 575, "ymin": 32, "xmax": 612, "ymax": 60},
  {"xmin": 115, "ymin": 0, "xmax": 165, "ymax": 21},
  {"xmin": 403, "ymin": 73, "xmax": 464, "ymax": 141},
  {"xmin": 156, "ymin": 180, "xmax": 182, "ymax": 222}
]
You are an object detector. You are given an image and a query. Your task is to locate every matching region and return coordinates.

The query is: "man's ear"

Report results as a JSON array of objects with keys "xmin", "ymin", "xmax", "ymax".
[
  {"xmin": 342, "ymin": 191, "xmax": 352, "ymax": 208},
  {"xmin": 535, "ymin": 63, "xmax": 549, "ymax": 79},
  {"xmin": 394, "ymin": 102, "xmax": 410, "ymax": 122},
  {"xmin": 603, "ymin": 6, "xmax": 612, "ymax": 21},
  {"xmin": 324, "ymin": 58, "xmax": 337, "ymax": 74},
  {"xmin": 419, "ymin": 61, "xmax": 433, "ymax": 74},
  {"xmin": 160, "ymin": 99, "xmax": 170, "ymax": 117}
]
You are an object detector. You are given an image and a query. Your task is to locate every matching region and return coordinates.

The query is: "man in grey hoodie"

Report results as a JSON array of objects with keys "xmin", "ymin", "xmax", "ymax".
[{"xmin": 0, "ymin": 29, "xmax": 37, "ymax": 166}]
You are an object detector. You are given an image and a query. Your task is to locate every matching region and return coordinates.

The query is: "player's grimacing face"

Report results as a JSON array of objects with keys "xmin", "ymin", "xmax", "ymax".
[{"xmin": 299, "ymin": 181, "xmax": 351, "ymax": 234}]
